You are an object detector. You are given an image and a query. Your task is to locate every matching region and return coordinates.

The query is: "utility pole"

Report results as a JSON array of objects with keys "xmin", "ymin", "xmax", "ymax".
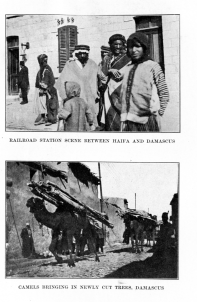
[
  {"xmin": 98, "ymin": 162, "xmax": 105, "ymax": 245},
  {"xmin": 98, "ymin": 162, "xmax": 103, "ymax": 212},
  {"xmin": 135, "ymin": 193, "xmax": 136, "ymax": 210}
]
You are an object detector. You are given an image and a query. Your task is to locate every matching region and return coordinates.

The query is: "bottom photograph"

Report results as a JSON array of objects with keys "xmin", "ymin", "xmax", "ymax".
[{"xmin": 5, "ymin": 161, "xmax": 178, "ymax": 279}]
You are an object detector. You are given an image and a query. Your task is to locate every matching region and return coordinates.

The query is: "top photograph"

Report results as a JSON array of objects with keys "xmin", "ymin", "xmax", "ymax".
[{"xmin": 5, "ymin": 14, "xmax": 180, "ymax": 132}]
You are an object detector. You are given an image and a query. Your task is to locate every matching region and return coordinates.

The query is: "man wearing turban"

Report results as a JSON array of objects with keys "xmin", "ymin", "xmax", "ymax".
[{"xmin": 99, "ymin": 34, "xmax": 130, "ymax": 131}]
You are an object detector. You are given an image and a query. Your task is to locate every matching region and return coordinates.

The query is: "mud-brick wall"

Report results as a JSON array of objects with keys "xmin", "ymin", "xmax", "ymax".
[
  {"xmin": 6, "ymin": 162, "xmax": 49, "ymax": 259},
  {"xmin": 6, "ymin": 162, "xmax": 102, "ymax": 259},
  {"xmin": 102, "ymin": 198, "xmax": 126, "ymax": 244},
  {"xmin": 67, "ymin": 165, "xmax": 100, "ymax": 211},
  {"xmin": 67, "ymin": 168, "xmax": 126, "ymax": 244},
  {"xmin": 6, "ymin": 162, "xmax": 126, "ymax": 259},
  {"xmin": 6, "ymin": 162, "xmax": 69, "ymax": 259}
]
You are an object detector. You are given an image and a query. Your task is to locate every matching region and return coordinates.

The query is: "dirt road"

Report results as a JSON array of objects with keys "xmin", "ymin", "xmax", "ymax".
[{"xmin": 6, "ymin": 244, "xmax": 177, "ymax": 279}]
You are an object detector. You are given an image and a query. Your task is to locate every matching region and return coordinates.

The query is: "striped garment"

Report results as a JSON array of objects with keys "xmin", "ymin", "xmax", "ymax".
[
  {"xmin": 120, "ymin": 60, "xmax": 169, "ymax": 129},
  {"xmin": 98, "ymin": 53, "xmax": 131, "ymax": 131},
  {"xmin": 151, "ymin": 63, "xmax": 169, "ymax": 116}
]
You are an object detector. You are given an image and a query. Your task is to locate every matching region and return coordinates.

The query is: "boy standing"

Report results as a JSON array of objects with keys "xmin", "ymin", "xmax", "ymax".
[{"xmin": 58, "ymin": 81, "xmax": 94, "ymax": 131}]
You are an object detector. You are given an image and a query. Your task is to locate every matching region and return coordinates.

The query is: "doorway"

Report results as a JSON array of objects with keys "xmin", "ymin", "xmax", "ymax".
[{"xmin": 7, "ymin": 36, "xmax": 19, "ymax": 95}]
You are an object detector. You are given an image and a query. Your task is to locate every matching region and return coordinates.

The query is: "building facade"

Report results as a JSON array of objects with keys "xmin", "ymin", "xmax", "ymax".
[
  {"xmin": 6, "ymin": 14, "xmax": 180, "ymax": 131},
  {"xmin": 6, "ymin": 161, "xmax": 125, "ymax": 259}
]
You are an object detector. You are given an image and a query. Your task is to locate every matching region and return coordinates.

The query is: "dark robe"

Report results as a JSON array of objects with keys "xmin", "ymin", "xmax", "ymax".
[
  {"xmin": 20, "ymin": 227, "xmax": 35, "ymax": 258},
  {"xmin": 101, "ymin": 53, "xmax": 130, "ymax": 131},
  {"xmin": 35, "ymin": 64, "xmax": 59, "ymax": 123},
  {"xmin": 18, "ymin": 66, "xmax": 29, "ymax": 102}
]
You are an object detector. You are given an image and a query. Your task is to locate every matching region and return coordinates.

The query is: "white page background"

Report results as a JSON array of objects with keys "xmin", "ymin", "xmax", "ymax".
[{"xmin": 1, "ymin": 0, "xmax": 197, "ymax": 301}]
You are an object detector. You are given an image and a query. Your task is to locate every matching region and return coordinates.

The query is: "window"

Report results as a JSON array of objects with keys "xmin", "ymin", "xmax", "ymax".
[
  {"xmin": 134, "ymin": 16, "xmax": 164, "ymax": 72},
  {"xmin": 58, "ymin": 25, "xmax": 78, "ymax": 72}
]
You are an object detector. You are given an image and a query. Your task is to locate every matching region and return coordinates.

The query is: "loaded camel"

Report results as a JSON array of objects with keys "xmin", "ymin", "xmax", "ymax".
[
  {"xmin": 26, "ymin": 197, "xmax": 99, "ymax": 266},
  {"xmin": 124, "ymin": 214, "xmax": 145, "ymax": 253},
  {"xmin": 146, "ymin": 224, "xmax": 156, "ymax": 247}
]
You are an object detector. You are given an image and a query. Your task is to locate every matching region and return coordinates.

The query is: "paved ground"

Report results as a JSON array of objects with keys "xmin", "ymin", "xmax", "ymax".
[
  {"xmin": 6, "ymin": 97, "xmax": 58, "ymax": 132},
  {"xmin": 6, "ymin": 244, "xmax": 177, "ymax": 279}
]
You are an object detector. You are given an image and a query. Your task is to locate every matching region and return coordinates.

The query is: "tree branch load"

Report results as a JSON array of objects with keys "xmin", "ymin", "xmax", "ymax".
[
  {"xmin": 27, "ymin": 181, "xmax": 113, "ymax": 229},
  {"xmin": 116, "ymin": 208, "xmax": 157, "ymax": 226}
]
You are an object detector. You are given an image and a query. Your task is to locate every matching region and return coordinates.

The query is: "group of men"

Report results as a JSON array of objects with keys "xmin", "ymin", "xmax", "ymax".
[{"xmin": 18, "ymin": 31, "xmax": 169, "ymax": 131}]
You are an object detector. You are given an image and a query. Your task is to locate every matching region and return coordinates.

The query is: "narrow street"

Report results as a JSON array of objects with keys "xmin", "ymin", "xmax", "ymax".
[{"xmin": 6, "ymin": 244, "xmax": 177, "ymax": 279}]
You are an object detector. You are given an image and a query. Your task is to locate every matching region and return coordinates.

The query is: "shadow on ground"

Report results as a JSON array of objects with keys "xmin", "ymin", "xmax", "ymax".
[{"xmin": 104, "ymin": 251, "xmax": 178, "ymax": 279}]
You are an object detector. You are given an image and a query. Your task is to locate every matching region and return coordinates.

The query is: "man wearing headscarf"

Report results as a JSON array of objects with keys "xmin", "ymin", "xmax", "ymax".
[
  {"xmin": 58, "ymin": 81, "xmax": 94, "ymax": 131},
  {"xmin": 55, "ymin": 45, "xmax": 99, "ymax": 130},
  {"xmin": 99, "ymin": 34, "xmax": 130, "ymax": 131},
  {"xmin": 34, "ymin": 54, "xmax": 59, "ymax": 126},
  {"xmin": 120, "ymin": 32, "xmax": 169, "ymax": 132}
]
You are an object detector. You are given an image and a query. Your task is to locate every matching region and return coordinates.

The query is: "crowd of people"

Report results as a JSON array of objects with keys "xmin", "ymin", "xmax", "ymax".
[{"xmin": 18, "ymin": 31, "xmax": 169, "ymax": 132}]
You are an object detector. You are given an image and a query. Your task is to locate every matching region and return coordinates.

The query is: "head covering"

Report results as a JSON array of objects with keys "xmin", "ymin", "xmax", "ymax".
[
  {"xmin": 108, "ymin": 34, "xmax": 126, "ymax": 45},
  {"xmin": 74, "ymin": 45, "xmax": 90, "ymax": 53},
  {"xmin": 101, "ymin": 45, "xmax": 110, "ymax": 53},
  {"xmin": 37, "ymin": 54, "xmax": 48, "ymax": 65},
  {"xmin": 26, "ymin": 222, "xmax": 30, "ymax": 226},
  {"xmin": 127, "ymin": 32, "xmax": 149, "ymax": 49},
  {"xmin": 65, "ymin": 81, "xmax": 81, "ymax": 99}
]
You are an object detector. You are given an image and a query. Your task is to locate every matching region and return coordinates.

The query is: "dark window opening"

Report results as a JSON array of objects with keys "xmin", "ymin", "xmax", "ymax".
[{"xmin": 134, "ymin": 16, "xmax": 165, "ymax": 72}]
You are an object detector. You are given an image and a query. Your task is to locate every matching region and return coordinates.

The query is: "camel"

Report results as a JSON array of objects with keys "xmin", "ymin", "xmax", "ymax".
[
  {"xmin": 26, "ymin": 197, "xmax": 99, "ymax": 266},
  {"xmin": 146, "ymin": 225, "xmax": 156, "ymax": 247},
  {"xmin": 130, "ymin": 219, "xmax": 145, "ymax": 253},
  {"xmin": 124, "ymin": 214, "xmax": 145, "ymax": 253}
]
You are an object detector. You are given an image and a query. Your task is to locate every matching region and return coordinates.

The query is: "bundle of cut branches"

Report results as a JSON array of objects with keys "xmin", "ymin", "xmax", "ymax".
[
  {"xmin": 27, "ymin": 180, "xmax": 113, "ymax": 229},
  {"xmin": 116, "ymin": 208, "xmax": 157, "ymax": 225}
]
